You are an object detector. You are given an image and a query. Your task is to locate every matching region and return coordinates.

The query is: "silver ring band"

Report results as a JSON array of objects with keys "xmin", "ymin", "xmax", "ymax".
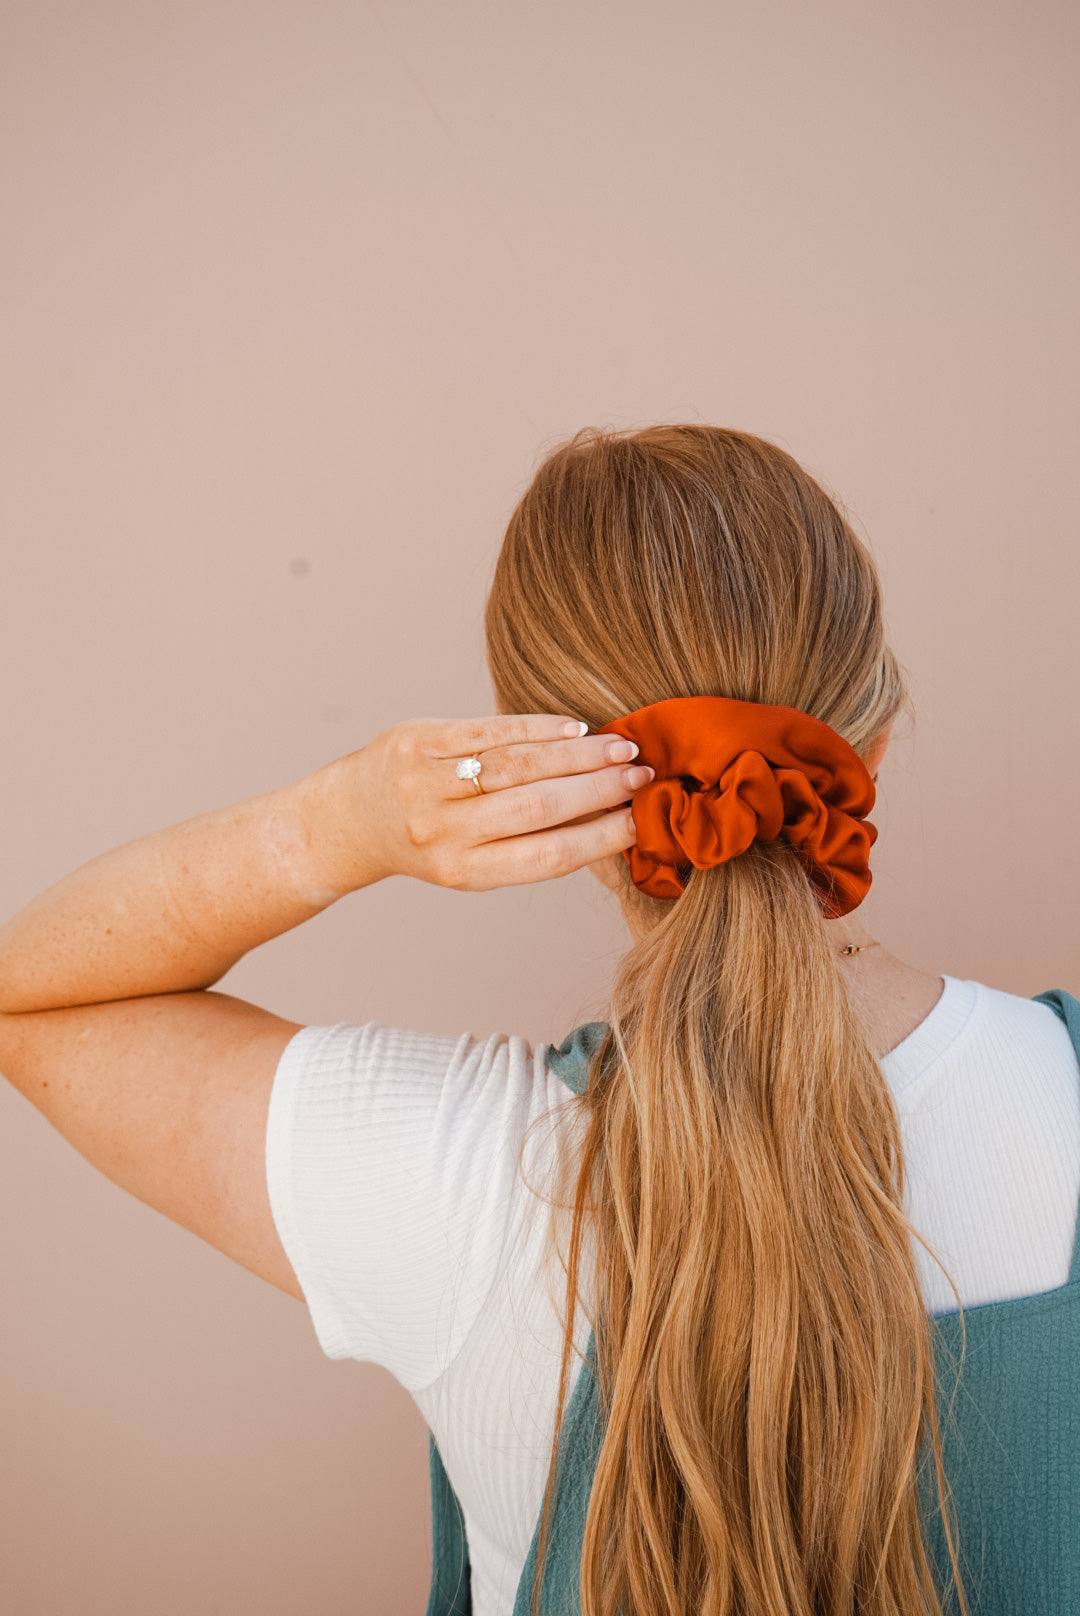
[{"xmin": 455, "ymin": 755, "xmax": 484, "ymax": 794}]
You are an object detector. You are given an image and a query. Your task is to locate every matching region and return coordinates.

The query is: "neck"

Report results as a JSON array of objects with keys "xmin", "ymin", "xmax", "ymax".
[
  {"xmin": 823, "ymin": 911, "xmax": 879, "ymax": 956},
  {"xmin": 606, "ymin": 876, "xmax": 944, "ymax": 1061}
]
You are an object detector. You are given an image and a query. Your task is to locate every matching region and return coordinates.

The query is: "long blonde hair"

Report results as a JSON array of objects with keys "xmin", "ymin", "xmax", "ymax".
[{"xmin": 484, "ymin": 426, "xmax": 968, "ymax": 1616}]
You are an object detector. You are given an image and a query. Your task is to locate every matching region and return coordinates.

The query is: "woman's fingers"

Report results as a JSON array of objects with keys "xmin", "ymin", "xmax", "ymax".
[
  {"xmin": 454, "ymin": 732, "xmax": 641, "ymax": 795},
  {"xmin": 406, "ymin": 712, "xmax": 644, "ymax": 800},
  {"xmin": 362, "ymin": 713, "xmax": 654, "ymax": 892},
  {"xmin": 453, "ymin": 803, "xmax": 639, "ymax": 891},
  {"xmin": 455, "ymin": 759, "xmax": 654, "ymax": 842},
  {"xmin": 424, "ymin": 712, "xmax": 590, "ymax": 757}
]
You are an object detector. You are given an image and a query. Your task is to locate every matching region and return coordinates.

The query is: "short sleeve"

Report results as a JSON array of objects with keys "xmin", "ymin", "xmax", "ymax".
[{"xmin": 264, "ymin": 1019, "xmax": 547, "ymax": 1394}]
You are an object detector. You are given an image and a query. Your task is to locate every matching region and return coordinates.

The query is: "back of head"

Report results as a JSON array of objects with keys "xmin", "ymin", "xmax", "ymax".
[{"xmin": 485, "ymin": 426, "xmax": 967, "ymax": 1616}]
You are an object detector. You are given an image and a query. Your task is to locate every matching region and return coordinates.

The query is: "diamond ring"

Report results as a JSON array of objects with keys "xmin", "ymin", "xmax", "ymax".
[{"xmin": 455, "ymin": 755, "xmax": 484, "ymax": 795}]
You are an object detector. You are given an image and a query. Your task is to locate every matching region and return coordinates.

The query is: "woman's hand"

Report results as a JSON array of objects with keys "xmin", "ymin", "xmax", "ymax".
[
  {"xmin": 0, "ymin": 711, "xmax": 654, "ymax": 1016},
  {"xmin": 312, "ymin": 712, "xmax": 654, "ymax": 896}
]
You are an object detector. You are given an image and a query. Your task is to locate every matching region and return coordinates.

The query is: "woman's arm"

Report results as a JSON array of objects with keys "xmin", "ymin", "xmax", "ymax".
[
  {"xmin": 0, "ymin": 759, "xmax": 376, "ymax": 1015},
  {"xmin": 0, "ymin": 712, "xmax": 646, "ymax": 1302},
  {"xmin": 0, "ymin": 712, "xmax": 646, "ymax": 1014}
]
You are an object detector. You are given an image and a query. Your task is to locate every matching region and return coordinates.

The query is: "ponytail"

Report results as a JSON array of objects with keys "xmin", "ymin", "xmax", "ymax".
[{"xmin": 532, "ymin": 846, "xmax": 966, "ymax": 1614}]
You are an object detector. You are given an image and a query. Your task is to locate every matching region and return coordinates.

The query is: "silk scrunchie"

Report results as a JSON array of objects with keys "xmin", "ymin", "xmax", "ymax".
[{"xmin": 596, "ymin": 696, "xmax": 877, "ymax": 917}]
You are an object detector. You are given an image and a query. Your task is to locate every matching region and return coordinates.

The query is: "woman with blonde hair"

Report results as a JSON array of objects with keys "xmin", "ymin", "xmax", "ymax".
[{"xmin": 1, "ymin": 425, "xmax": 1077, "ymax": 1615}]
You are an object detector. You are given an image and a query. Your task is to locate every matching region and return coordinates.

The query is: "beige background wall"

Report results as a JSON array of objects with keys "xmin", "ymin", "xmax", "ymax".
[{"xmin": 1, "ymin": 2, "xmax": 1077, "ymax": 1610}]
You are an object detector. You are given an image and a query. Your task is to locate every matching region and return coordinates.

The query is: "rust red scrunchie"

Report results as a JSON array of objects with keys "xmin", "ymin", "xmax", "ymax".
[{"xmin": 596, "ymin": 696, "xmax": 877, "ymax": 917}]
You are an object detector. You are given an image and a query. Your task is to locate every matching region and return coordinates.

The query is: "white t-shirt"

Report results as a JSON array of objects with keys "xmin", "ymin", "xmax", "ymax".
[{"xmin": 265, "ymin": 974, "xmax": 1080, "ymax": 1616}]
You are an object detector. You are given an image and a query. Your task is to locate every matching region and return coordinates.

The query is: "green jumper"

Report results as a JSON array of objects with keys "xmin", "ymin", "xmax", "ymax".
[{"xmin": 426, "ymin": 990, "xmax": 1080, "ymax": 1615}]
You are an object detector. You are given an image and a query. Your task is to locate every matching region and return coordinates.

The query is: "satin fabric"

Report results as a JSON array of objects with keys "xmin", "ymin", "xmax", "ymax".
[{"xmin": 595, "ymin": 695, "xmax": 877, "ymax": 916}]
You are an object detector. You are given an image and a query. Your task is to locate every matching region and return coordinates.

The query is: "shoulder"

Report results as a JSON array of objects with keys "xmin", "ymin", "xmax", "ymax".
[
  {"xmin": 275, "ymin": 1017, "xmax": 543, "ymax": 1107},
  {"xmin": 266, "ymin": 1016, "xmax": 590, "ymax": 1384},
  {"xmin": 270, "ymin": 1016, "xmax": 592, "ymax": 1196},
  {"xmin": 972, "ymin": 979, "xmax": 1080, "ymax": 1060}
]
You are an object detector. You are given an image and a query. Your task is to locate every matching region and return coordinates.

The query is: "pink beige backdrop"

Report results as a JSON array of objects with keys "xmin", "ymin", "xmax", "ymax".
[{"xmin": 1, "ymin": 2, "xmax": 1078, "ymax": 1611}]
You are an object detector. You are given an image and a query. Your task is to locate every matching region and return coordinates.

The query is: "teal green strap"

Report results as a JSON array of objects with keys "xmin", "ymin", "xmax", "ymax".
[
  {"xmin": 1032, "ymin": 990, "xmax": 1080, "ymax": 1286},
  {"xmin": 424, "ymin": 1022, "xmax": 607, "ymax": 1616},
  {"xmin": 426, "ymin": 1433, "xmax": 472, "ymax": 1616},
  {"xmin": 511, "ymin": 1331, "xmax": 604, "ymax": 1616},
  {"xmin": 545, "ymin": 1020, "xmax": 609, "ymax": 1097}
]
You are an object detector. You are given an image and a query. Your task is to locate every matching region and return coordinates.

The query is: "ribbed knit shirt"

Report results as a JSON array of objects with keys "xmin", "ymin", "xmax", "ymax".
[{"xmin": 265, "ymin": 974, "xmax": 1080, "ymax": 1616}]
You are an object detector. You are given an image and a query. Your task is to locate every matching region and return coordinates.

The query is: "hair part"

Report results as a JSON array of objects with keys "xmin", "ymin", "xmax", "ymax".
[{"xmin": 485, "ymin": 425, "xmax": 969, "ymax": 1616}]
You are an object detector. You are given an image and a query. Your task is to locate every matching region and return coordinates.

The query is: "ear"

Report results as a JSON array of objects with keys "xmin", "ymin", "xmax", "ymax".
[
  {"xmin": 866, "ymin": 725, "xmax": 892, "ymax": 781},
  {"xmin": 587, "ymin": 853, "xmax": 624, "ymax": 892}
]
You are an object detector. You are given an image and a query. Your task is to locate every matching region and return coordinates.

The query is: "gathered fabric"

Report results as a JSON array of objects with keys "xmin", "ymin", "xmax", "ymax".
[{"xmin": 595, "ymin": 695, "xmax": 878, "ymax": 916}]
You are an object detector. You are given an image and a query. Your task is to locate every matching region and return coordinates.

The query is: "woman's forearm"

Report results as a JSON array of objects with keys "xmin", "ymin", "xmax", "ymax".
[
  {"xmin": 0, "ymin": 755, "xmax": 385, "ymax": 1014},
  {"xmin": 0, "ymin": 712, "xmax": 645, "ymax": 1015}
]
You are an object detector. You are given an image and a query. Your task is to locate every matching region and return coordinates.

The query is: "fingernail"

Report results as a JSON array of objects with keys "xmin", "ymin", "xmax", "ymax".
[
  {"xmin": 607, "ymin": 739, "xmax": 639, "ymax": 762},
  {"xmin": 563, "ymin": 719, "xmax": 589, "ymax": 737},
  {"xmin": 624, "ymin": 765, "xmax": 654, "ymax": 789}
]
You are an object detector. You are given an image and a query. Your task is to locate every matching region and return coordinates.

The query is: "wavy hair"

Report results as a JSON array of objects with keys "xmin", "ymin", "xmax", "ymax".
[{"xmin": 484, "ymin": 426, "xmax": 968, "ymax": 1616}]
